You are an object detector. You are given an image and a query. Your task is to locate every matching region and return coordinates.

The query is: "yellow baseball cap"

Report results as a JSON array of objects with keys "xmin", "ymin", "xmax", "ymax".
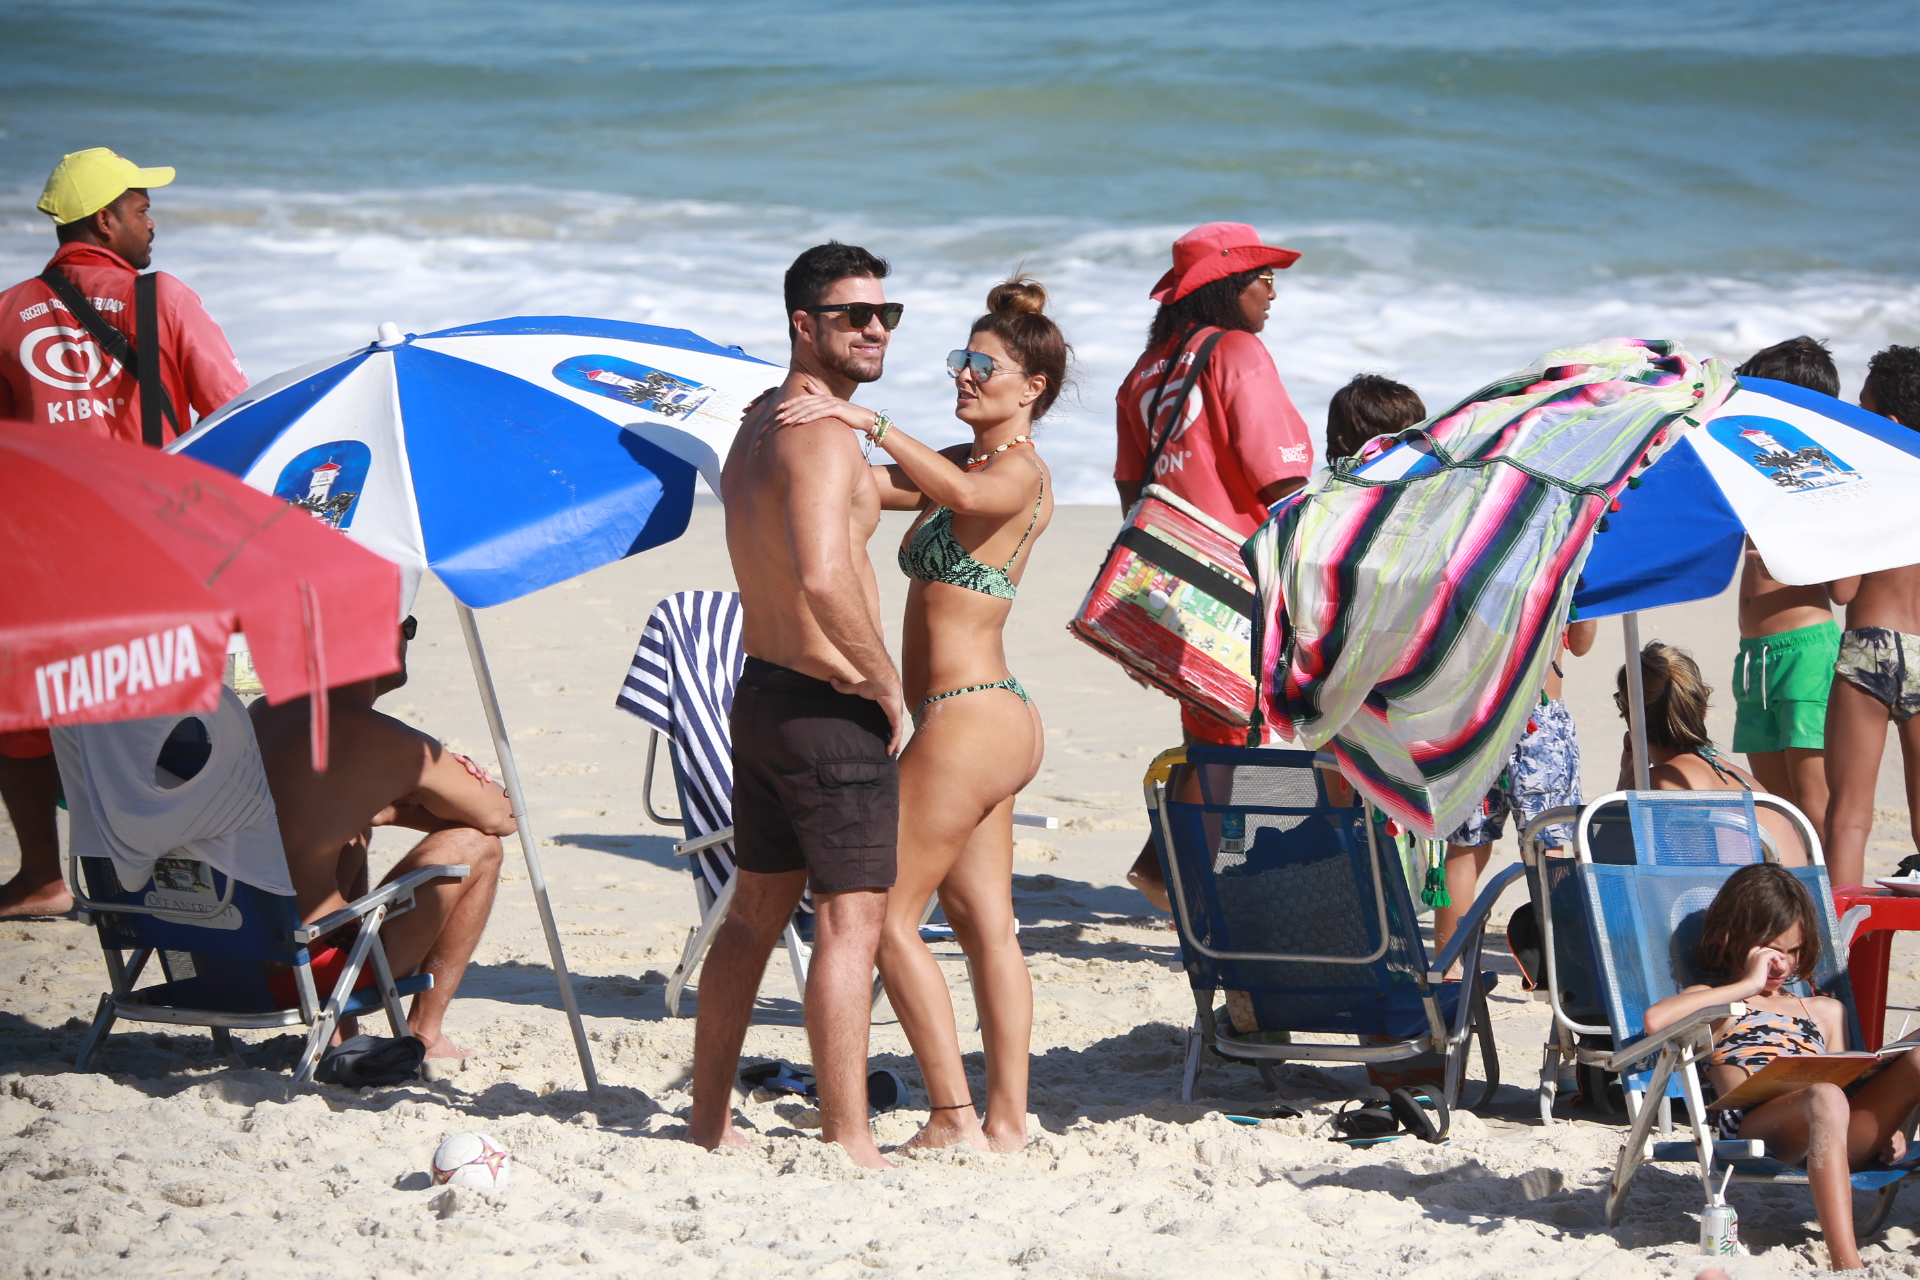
[{"xmin": 37, "ymin": 148, "xmax": 175, "ymax": 225}]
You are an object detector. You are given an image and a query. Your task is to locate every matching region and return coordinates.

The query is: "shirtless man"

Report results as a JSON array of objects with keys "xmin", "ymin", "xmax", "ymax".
[
  {"xmin": 250, "ymin": 620, "xmax": 511, "ymax": 1058},
  {"xmin": 690, "ymin": 242, "xmax": 905, "ymax": 1169},
  {"xmin": 1824, "ymin": 345, "xmax": 1920, "ymax": 889},
  {"xmin": 1730, "ymin": 337, "xmax": 1845, "ymax": 838}
]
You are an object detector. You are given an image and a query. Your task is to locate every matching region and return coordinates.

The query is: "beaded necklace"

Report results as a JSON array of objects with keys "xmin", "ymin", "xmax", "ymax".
[{"xmin": 964, "ymin": 435, "xmax": 1033, "ymax": 471}]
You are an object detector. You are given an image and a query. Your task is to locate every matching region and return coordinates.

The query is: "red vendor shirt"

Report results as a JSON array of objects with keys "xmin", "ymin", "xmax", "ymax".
[
  {"xmin": 0, "ymin": 243, "xmax": 247, "ymax": 444},
  {"xmin": 1114, "ymin": 327, "xmax": 1313, "ymax": 538}
]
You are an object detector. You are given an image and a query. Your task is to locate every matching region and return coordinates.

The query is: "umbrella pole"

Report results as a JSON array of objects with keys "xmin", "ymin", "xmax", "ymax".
[
  {"xmin": 1622, "ymin": 611, "xmax": 1652, "ymax": 790},
  {"xmin": 455, "ymin": 602, "xmax": 600, "ymax": 1095}
]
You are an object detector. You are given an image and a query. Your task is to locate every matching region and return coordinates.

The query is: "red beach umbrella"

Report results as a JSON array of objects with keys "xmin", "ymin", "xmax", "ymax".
[{"xmin": 0, "ymin": 423, "xmax": 401, "ymax": 768}]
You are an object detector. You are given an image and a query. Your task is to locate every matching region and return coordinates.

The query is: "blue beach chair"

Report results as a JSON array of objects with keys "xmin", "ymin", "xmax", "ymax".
[
  {"xmin": 1583, "ymin": 835, "xmax": 1918, "ymax": 1236},
  {"xmin": 1145, "ymin": 744, "xmax": 1513, "ymax": 1107},
  {"xmin": 1523, "ymin": 789, "xmax": 1815, "ymax": 1125},
  {"xmin": 62, "ymin": 705, "xmax": 465, "ymax": 1083},
  {"xmin": 73, "ymin": 857, "xmax": 464, "ymax": 1082}
]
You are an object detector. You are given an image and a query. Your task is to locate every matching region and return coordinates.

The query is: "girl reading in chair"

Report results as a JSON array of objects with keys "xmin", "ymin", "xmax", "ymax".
[{"xmin": 1644, "ymin": 863, "xmax": 1920, "ymax": 1269}]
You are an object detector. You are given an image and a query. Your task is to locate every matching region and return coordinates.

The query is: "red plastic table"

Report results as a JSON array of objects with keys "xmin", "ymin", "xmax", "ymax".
[{"xmin": 1832, "ymin": 886, "xmax": 1920, "ymax": 1051}]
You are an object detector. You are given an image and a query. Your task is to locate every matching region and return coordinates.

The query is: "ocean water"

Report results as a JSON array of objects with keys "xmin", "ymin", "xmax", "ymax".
[{"xmin": 2, "ymin": 1, "xmax": 1916, "ymax": 500}]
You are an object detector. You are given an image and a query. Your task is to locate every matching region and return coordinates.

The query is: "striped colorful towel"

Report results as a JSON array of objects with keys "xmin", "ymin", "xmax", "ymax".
[{"xmin": 1245, "ymin": 339, "xmax": 1733, "ymax": 838}]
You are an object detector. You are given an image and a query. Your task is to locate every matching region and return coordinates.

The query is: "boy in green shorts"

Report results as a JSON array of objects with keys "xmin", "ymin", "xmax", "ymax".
[{"xmin": 1730, "ymin": 337, "xmax": 1843, "ymax": 838}]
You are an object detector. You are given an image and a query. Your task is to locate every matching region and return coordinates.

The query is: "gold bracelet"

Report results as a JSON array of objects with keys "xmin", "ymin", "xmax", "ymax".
[{"xmin": 870, "ymin": 411, "xmax": 892, "ymax": 446}]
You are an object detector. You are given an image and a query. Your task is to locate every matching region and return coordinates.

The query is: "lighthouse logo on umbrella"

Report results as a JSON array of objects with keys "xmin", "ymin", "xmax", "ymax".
[
  {"xmin": 272, "ymin": 441, "xmax": 371, "ymax": 529},
  {"xmin": 1707, "ymin": 415, "xmax": 1862, "ymax": 493},
  {"xmin": 551, "ymin": 354, "xmax": 714, "ymax": 420}
]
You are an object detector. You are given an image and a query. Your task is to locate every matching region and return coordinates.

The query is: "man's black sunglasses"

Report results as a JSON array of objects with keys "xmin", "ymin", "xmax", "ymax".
[
  {"xmin": 802, "ymin": 301, "xmax": 905, "ymax": 332},
  {"xmin": 401, "ymin": 615, "xmax": 418, "ymax": 641}
]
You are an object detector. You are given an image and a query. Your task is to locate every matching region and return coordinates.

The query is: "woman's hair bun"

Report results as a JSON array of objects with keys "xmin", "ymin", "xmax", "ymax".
[{"xmin": 986, "ymin": 275, "xmax": 1048, "ymax": 316}]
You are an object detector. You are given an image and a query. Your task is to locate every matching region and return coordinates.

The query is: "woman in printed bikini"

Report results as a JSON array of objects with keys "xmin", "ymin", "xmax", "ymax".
[
  {"xmin": 1644, "ymin": 863, "xmax": 1920, "ymax": 1270},
  {"xmin": 774, "ymin": 277, "xmax": 1063, "ymax": 1151}
]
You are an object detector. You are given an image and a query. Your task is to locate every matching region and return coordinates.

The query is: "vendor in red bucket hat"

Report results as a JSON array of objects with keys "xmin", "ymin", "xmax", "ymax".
[{"xmin": 1115, "ymin": 221, "xmax": 1314, "ymax": 911}]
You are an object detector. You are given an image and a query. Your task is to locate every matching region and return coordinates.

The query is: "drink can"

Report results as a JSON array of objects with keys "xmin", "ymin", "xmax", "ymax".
[{"xmin": 1700, "ymin": 1202, "xmax": 1739, "ymax": 1256}]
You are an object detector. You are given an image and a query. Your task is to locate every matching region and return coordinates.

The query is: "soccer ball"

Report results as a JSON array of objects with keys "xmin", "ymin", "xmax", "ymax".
[{"xmin": 430, "ymin": 1132, "xmax": 511, "ymax": 1190}]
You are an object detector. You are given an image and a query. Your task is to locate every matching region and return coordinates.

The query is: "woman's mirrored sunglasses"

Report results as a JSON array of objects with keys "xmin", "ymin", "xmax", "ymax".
[
  {"xmin": 946, "ymin": 349, "xmax": 1025, "ymax": 382},
  {"xmin": 803, "ymin": 301, "xmax": 905, "ymax": 331}
]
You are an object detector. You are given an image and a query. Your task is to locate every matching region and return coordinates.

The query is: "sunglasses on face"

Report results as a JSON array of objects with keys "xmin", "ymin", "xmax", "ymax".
[
  {"xmin": 802, "ymin": 301, "xmax": 904, "ymax": 332},
  {"xmin": 946, "ymin": 349, "xmax": 1026, "ymax": 382},
  {"xmin": 401, "ymin": 615, "xmax": 418, "ymax": 642}
]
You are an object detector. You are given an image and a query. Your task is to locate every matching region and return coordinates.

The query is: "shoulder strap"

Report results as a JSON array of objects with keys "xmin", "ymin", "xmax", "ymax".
[
  {"xmin": 1002, "ymin": 470, "xmax": 1046, "ymax": 571},
  {"xmin": 135, "ymin": 274, "xmax": 181, "ymax": 446},
  {"xmin": 37, "ymin": 266, "xmax": 180, "ymax": 445},
  {"xmin": 39, "ymin": 266, "xmax": 136, "ymax": 374},
  {"xmin": 1139, "ymin": 327, "xmax": 1229, "ymax": 487}
]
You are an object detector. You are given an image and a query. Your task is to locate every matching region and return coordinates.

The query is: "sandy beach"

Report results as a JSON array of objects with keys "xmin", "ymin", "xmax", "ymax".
[{"xmin": 3, "ymin": 499, "xmax": 1917, "ymax": 1279}]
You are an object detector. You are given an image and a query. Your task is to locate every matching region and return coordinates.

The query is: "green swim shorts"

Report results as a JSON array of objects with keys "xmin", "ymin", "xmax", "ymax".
[{"xmin": 1731, "ymin": 619, "xmax": 1840, "ymax": 754}]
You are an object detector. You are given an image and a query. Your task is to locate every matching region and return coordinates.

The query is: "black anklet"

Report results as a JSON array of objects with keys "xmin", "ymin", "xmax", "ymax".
[{"xmin": 927, "ymin": 1101, "xmax": 973, "ymax": 1112}]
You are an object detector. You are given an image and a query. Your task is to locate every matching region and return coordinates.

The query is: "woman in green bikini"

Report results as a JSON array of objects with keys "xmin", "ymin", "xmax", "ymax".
[{"xmin": 774, "ymin": 276, "xmax": 1063, "ymax": 1151}]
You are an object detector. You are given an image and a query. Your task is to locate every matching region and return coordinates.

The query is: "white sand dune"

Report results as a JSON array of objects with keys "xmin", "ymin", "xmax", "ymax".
[{"xmin": 4, "ymin": 504, "xmax": 1916, "ymax": 1279}]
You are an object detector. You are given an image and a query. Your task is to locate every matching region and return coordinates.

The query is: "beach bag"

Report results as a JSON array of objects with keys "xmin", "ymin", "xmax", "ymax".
[{"xmin": 1068, "ymin": 328, "xmax": 1260, "ymax": 730}]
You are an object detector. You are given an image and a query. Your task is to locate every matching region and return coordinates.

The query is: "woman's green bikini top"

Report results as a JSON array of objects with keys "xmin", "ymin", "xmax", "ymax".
[{"xmin": 899, "ymin": 476, "xmax": 1045, "ymax": 601}]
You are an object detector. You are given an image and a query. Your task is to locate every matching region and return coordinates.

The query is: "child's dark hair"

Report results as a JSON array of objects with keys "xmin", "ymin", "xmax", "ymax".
[
  {"xmin": 1325, "ymin": 374, "xmax": 1426, "ymax": 460},
  {"xmin": 1863, "ymin": 344, "xmax": 1920, "ymax": 429},
  {"xmin": 1696, "ymin": 863, "xmax": 1820, "ymax": 985},
  {"xmin": 1615, "ymin": 641, "xmax": 1712, "ymax": 751},
  {"xmin": 1734, "ymin": 336, "xmax": 1840, "ymax": 398}
]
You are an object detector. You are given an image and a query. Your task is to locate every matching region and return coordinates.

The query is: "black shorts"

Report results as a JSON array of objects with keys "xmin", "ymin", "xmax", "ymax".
[{"xmin": 730, "ymin": 657, "xmax": 898, "ymax": 894}]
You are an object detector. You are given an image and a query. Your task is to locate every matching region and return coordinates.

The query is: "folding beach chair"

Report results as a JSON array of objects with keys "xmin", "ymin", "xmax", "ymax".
[
  {"xmin": 1145, "ymin": 744, "xmax": 1511, "ymax": 1107},
  {"xmin": 1583, "ymin": 830, "xmax": 1919, "ymax": 1236},
  {"xmin": 1522, "ymin": 790, "xmax": 1814, "ymax": 1125},
  {"xmin": 62, "ymin": 704, "xmax": 464, "ymax": 1083},
  {"xmin": 617, "ymin": 590, "xmax": 814, "ymax": 1017}
]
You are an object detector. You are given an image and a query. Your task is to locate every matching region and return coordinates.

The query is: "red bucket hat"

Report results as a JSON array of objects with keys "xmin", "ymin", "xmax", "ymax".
[{"xmin": 1150, "ymin": 222, "xmax": 1301, "ymax": 304}]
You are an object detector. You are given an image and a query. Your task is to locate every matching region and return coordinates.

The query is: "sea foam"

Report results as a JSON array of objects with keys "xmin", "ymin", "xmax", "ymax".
[{"xmin": 4, "ymin": 184, "xmax": 1915, "ymax": 503}]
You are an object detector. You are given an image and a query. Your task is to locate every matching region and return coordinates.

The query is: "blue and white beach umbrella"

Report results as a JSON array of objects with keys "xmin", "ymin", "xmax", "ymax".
[
  {"xmin": 173, "ymin": 316, "xmax": 778, "ymax": 611},
  {"xmin": 1576, "ymin": 376, "xmax": 1920, "ymax": 619},
  {"xmin": 170, "ymin": 316, "xmax": 780, "ymax": 1091},
  {"xmin": 1571, "ymin": 374, "xmax": 1920, "ymax": 786}
]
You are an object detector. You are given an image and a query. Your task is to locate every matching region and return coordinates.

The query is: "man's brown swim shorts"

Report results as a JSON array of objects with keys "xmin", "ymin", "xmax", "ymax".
[{"xmin": 730, "ymin": 657, "xmax": 898, "ymax": 894}]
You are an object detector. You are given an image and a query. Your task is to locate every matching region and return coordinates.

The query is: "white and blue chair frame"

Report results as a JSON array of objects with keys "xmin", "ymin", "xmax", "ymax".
[
  {"xmin": 1525, "ymin": 790, "xmax": 1823, "ymax": 1127},
  {"xmin": 1575, "ymin": 812, "xmax": 1918, "ymax": 1237},
  {"xmin": 71, "ymin": 846, "xmax": 465, "ymax": 1084},
  {"xmin": 1145, "ymin": 744, "xmax": 1514, "ymax": 1107}
]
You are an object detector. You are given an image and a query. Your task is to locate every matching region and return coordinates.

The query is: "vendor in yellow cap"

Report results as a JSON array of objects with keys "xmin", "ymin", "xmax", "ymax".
[
  {"xmin": 0, "ymin": 148, "xmax": 250, "ymax": 921},
  {"xmin": 0, "ymin": 148, "xmax": 248, "ymax": 446}
]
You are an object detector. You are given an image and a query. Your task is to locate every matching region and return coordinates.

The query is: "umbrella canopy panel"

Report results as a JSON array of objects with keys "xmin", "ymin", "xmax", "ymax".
[
  {"xmin": 172, "ymin": 317, "xmax": 777, "ymax": 611},
  {"xmin": 1, "ymin": 425, "xmax": 401, "ymax": 734},
  {"xmin": 1573, "ymin": 376, "xmax": 1920, "ymax": 619}
]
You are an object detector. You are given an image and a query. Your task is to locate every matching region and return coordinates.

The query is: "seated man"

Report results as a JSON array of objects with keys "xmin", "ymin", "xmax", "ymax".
[{"xmin": 250, "ymin": 619, "xmax": 511, "ymax": 1059}]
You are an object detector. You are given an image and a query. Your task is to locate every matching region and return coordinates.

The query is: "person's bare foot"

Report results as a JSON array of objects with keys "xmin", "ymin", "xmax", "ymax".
[
  {"xmin": 830, "ymin": 1135, "xmax": 896, "ymax": 1170},
  {"xmin": 688, "ymin": 1116, "xmax": 754, "ymax": 1151},
  {"xmin": 903, "ymin": 1109, "xmax": 991, "ymax": 1152},
  {"xmin": 415, "ymin": 1033, "xmax": 477, "ymax": 1060},
  {"xmin": 982, "ymin": 1117, "xmax": 1029, "ymax": 1153},
  {"xmin": 0, "ymin": 876, "xmax": 73, "ymax": 919}
]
